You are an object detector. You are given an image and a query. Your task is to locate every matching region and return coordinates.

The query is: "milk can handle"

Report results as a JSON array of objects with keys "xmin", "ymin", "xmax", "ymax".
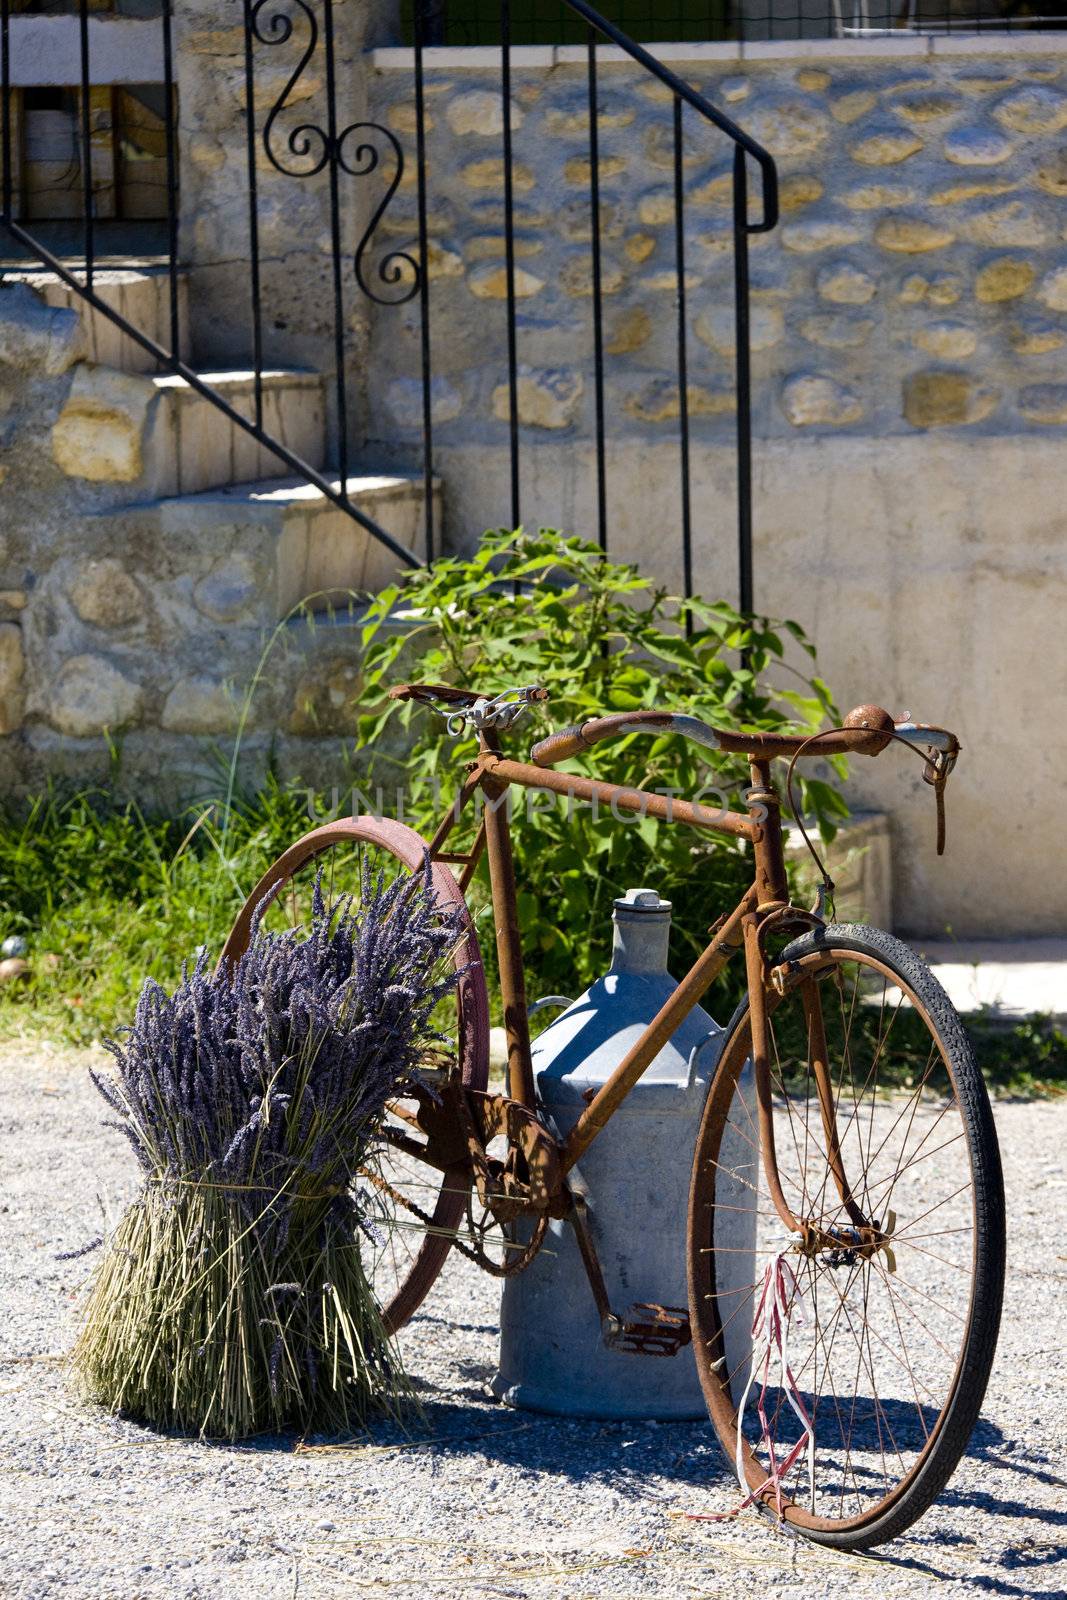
[{"xmin": 686, "ymin": 1030, "xmax": 724, "ymax": 1091}]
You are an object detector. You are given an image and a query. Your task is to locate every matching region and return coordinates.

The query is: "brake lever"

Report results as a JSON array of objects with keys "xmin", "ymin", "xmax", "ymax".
[{"xmin": 921, "ymin": 748, "xmax": 957, "ymax": 857}]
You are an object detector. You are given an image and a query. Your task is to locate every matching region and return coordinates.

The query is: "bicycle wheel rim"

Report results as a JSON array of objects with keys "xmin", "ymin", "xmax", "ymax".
[{"xmin": 689, "ymin": 931, "xmax": 1002, "ymax": 1541}]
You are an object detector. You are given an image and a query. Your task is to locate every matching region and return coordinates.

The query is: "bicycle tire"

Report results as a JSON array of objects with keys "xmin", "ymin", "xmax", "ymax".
[{"xmin": 687, "ymin": 922, "xmax": 1005, "ymax": 1550}]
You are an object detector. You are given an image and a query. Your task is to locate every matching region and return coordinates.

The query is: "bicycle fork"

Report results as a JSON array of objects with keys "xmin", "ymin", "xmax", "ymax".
[
  {"xmin": 744, "ymin": 758, "xmax": 892, "ymax": 1265},
  {"xmin": 743, "ymin": 915, "xmax": 893, "ymax": 1264}
]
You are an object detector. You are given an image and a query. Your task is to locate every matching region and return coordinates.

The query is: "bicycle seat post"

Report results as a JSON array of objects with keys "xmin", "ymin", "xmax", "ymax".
[{"xmin": 478, "ymin": 745, "xmax": 537, "ymax": 1110}]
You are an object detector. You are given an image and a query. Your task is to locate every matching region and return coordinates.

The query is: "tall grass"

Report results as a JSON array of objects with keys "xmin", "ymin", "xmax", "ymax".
[
  {"xmin": 0, "ymin": 777, "xmax": 317, "ymax": 1046},
  {"xmin": 3, "ymin": 776, "xmax": 1066, "ymax": 1094}
]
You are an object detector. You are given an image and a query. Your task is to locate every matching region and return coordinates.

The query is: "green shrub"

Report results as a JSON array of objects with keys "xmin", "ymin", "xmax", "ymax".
[
  {"xmin": 357, "ymin": 529, "xmax": 848, "ymax": 1013},
  {"xmin": 3, "ymin": 531, "xmax": 1063, "ymax": 1096}
]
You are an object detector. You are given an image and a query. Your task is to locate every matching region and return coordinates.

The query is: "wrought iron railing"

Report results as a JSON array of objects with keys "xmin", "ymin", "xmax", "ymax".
[
  {"xmin": 1, "ymin": 0, "xmax": 781, "ymax": 604},
  {"xmin": 0, "ymin": 0, "xmax": 421, "ymax": 571},
  {"xmin": 408, "ymin": 0, "xmax": 778, "ymax": 605}
]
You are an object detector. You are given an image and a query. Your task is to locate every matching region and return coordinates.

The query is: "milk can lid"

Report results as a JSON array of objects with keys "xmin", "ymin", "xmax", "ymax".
[{"xmin": 612, "ymin": 887, "xmax": 672, "ymax": 916}]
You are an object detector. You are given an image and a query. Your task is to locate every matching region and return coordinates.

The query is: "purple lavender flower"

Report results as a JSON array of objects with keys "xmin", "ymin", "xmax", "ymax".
[{"xmin": 92, "ymin": 856, "xmax": 462, "ymax": 1248}]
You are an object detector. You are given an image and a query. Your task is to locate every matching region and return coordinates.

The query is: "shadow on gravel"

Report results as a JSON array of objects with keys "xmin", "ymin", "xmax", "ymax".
[
  {"xmin": 352, "ymin": 1393, "xmax": 735, "ymax": 1497},
  {"xmin": 201, "ymin": 1389, "xmax": 1052, "ymax": 1516},
  {"xmin": 964, "ymin": 1417, "xmax": 1067, "ymax": 1494},
  {"xmin": 861, "ymin": 1551, "xmax": 1060, "ymax": 1599},
  {"xmin": 95, "ymin": 1396, "xmax": 1065, "ymax": 1594},
  {"xmin": 414, "ymin": 1313, "xmax": 501, "ymax": 1337},
  {"xmin": 146, "ymin": 1388, "xmax": 1061, "ymax": 1593},
  {"xmin": 861, "ymin": 1418, "xmax": 1067, "ymax": 1597}
]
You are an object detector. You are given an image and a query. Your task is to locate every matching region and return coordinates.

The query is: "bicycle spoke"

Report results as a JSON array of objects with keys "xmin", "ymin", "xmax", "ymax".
[
  {"xmin": 891, "ymin": 1236, "xmax": 971, "ymax": 1276},
  {"xmin": 799, "ymin": 1257, "xmax": 866, "ymax": 1511},
  {"xmin": 693, "ymin": 939, "xmax": 994, "ymax": 1540}
]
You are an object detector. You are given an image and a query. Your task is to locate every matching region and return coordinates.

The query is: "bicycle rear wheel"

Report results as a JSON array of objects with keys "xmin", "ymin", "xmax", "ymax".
[
  {"xmin": 221, "ymin": 816, "xmax": 489, "ymax": 1334},
  {"xmin": 688, "ymin": 923, "xmax": 1004, "ymax": 1550}
]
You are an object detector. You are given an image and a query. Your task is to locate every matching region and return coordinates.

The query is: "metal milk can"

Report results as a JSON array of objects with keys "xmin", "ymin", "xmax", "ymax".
[{"xmin": 492, "ymin": 887, "xmax": 756, "ymax": 1420}]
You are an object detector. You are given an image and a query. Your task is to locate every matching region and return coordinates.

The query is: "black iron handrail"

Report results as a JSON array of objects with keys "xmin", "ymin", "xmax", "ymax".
[
  {"xmin": 414, "ymin": 0, "xmax": 779, "ymax": 610},
  {"xmin": 0, "ymin": 0, "xmax": 421, "ymax": 571},
  {"xmin": 559, "ymin": 0, "xmax": 779, "ymax": 233},
  {"xmin": 1, "ymin": 0, "xmax": 782, "ymax": 608},
  {"xmin": 560, "ymin": 0, "xmax": 779, "ymax": 609}
]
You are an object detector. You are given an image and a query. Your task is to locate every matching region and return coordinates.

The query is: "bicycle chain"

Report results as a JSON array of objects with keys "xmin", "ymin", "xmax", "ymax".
[{"xmin": 361, "ymin": 1165, "xmax": 548, "ymax": 1277}]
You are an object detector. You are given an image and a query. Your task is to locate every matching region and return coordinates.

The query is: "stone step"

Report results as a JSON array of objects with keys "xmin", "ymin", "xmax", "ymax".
[
  {"xmin": 148, "ymin": 372, "xmax": 327, "ymax": 498},
  {"xmin": 157, "ymin": 471, "xmax": 433, "ymax": 614},
  {"xmin": 9, "ymin": 267, "xmax": 191, "ymax": 374},
  {"xmin": 52, "ymin": 366, "xmax": 327, "ymax": 498}
]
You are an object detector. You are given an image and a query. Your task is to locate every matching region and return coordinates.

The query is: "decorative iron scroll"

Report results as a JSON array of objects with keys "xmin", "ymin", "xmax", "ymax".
[
  {"xmin": 252, "ymin": 0, "xmax": 420, "ymax": 305},
  {"xmin": 340, "ymin": 124, "xmax": 420, "ymax": 306}
]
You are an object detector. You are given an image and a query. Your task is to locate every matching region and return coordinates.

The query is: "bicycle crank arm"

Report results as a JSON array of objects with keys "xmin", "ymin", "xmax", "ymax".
[{"xmin": 568, "ymin": 1191, "xmax": 692, "ymax": 1357}]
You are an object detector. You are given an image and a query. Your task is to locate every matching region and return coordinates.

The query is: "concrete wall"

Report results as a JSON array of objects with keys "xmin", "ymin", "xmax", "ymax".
[{"xmin": 364, "ymin": 34, "xmax": 1067, "ymax": 938}]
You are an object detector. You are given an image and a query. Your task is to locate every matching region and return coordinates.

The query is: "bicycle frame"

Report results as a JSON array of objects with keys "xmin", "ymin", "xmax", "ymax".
[{"xmin": 424, "ymin": 726, "xmax": 862, "ymax": 1243}]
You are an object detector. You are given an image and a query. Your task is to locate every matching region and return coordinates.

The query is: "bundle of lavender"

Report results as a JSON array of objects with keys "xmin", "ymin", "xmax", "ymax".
[{"xmin": 73, "ymin": 864, "xmax": 459, "ymax": 1440}]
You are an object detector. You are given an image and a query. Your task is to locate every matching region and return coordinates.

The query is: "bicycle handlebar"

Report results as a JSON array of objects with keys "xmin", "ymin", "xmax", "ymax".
[{"xmin": 531, "ymin": 705, "xmax": 959, "ymax": 767}]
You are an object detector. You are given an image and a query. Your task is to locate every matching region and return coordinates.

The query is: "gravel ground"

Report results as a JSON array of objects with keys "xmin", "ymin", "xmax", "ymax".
[{"xmin": 1, "ymin": 1040, "xmax": 1065, "ymax": 1600}]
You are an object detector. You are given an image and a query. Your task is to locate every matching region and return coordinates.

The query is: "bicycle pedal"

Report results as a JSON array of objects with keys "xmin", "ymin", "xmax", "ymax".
[{"xmin": 605, "ymin": 1303, "xmax": 692, "ymax": 1357}]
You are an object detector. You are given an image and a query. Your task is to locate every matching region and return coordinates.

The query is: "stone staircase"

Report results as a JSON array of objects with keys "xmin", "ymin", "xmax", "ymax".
[
  {"xmin": 0, "ymin": 267, "xmax": 431, "ymax": 793},
  {"xmin": 164, "ymin": 475, "xmax": 434, "ymax": 612},
  {"xmin": 15, "ymin": 266, "xmax": 428, "ymax": 609}
]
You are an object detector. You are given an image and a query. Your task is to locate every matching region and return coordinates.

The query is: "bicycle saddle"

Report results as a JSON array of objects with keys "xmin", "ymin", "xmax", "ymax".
[
  {"xmin": 388, "ymin": 682, "xmax": 486, "ymax": 707},
  {"xmin": 389, "ymin": 682, "xmax": 550, "ymax": 707}
]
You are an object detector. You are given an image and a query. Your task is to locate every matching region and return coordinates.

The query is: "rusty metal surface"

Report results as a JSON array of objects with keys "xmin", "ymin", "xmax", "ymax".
[
  {"xmin": 742, "ymin": 909, "xmax": 802, "ymax": 1237},
  {"xmin": 464, "ymin": 1090, "xmax": 567, "ymax": 1218},
  {"xmin": 480, "ymin": 754, "xmax": 756, "ymax": 841},
  {"xmin": 569, "ymin": 1194, "xmax": 693, "ymax": 1357},
  {"xmin": 530, "ymin": 702, "xmax": 910, "ymax": 768},
  {"xmin": 390, "ymin": 682, "xmax": 550, "ymax": 708},
  {"xmin": 606, "ymin": 1304, "xmax": 693, "ymax": 1358},
  {"xmin": 800, "ymin": 976, "xmax": 870, "ymax": 1234},
  {"xmin": 748, "ymin": 757, "xmax": 789, "ymax": 909},
  {"xmin": 481, "ymin": 772, "xmax": 538, "ymax": 1111}
]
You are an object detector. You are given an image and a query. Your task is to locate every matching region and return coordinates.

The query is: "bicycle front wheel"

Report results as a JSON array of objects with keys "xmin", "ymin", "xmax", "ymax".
[{"xmin": 688, "ymin": 924, "xmax": 1005, "ymax": 1550}]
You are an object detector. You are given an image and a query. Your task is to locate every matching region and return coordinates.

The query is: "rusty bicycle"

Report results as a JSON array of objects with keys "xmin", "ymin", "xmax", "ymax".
[{"xmin": 221, "ymin": 684, "xmax": 1005, "ymax": 1552}]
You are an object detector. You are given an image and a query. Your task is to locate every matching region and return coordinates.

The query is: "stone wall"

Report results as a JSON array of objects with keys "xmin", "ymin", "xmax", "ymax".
[
  {"xmin": 0, "ymin": 278, "xmax": 402, "ymax": 806},
  {"xmin": 175, "ymin": 0, "xmax": 398, "ymax": 456},
  {"xmin": 367, "ymin": 36, "xmax": 1067, "ymax": 463}
]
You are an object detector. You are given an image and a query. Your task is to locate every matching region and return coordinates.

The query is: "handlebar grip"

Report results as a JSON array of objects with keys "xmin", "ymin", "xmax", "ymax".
[
  {"xmin": 842, "ymin": 704, "xmax": 895, "ymax": 756},
  {"xmin": 531, "ymin": 712, "xmax": 657, "ymax": 764},
  {"xmin": 530, "ymin": 723, "xmax": 590, "ymax": 766}
]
